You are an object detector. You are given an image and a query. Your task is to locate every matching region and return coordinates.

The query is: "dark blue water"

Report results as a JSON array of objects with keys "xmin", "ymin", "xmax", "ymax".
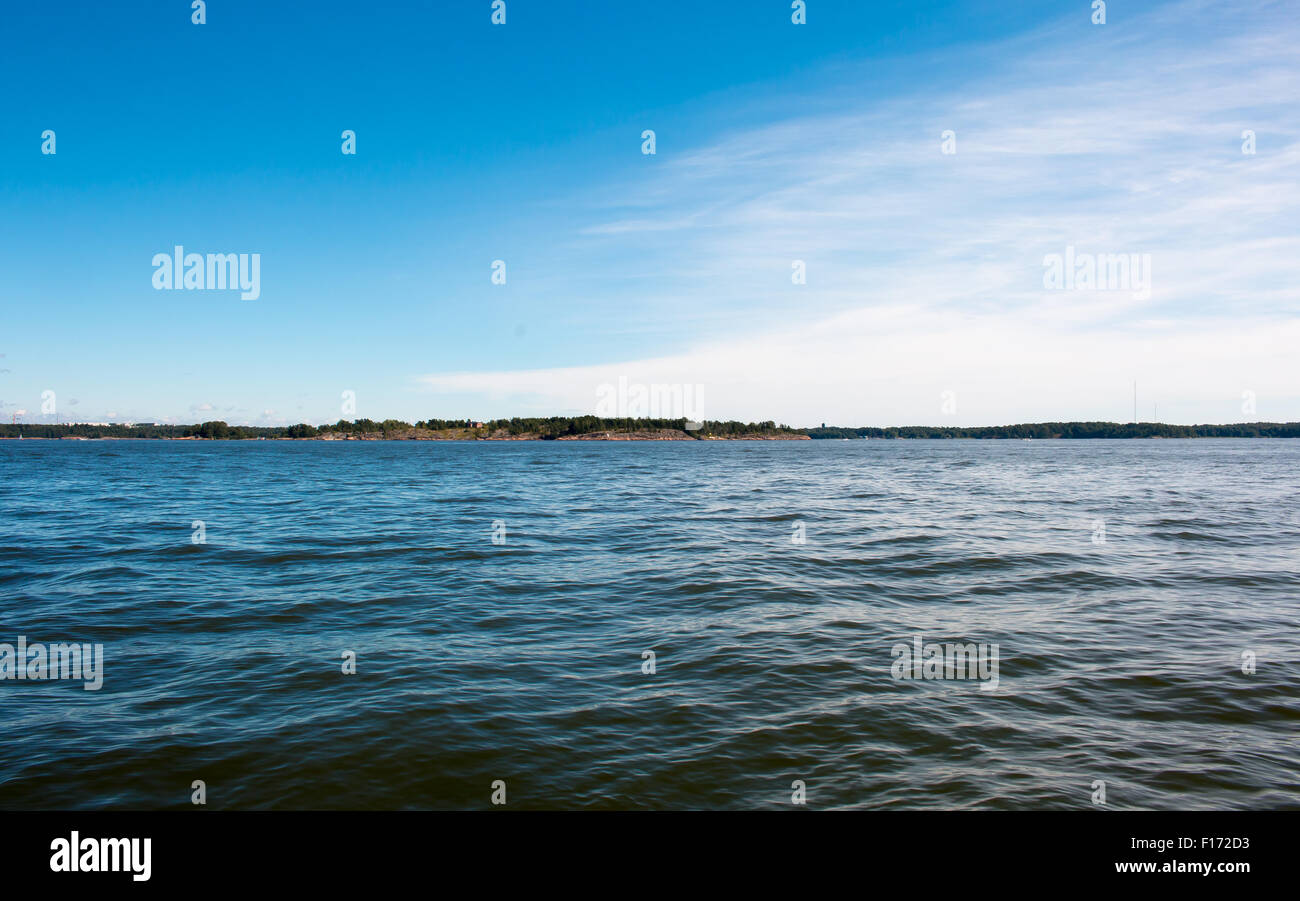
[{"xmin": 1, "ymin": 439, "xmax": 1297, "ymax": 809}]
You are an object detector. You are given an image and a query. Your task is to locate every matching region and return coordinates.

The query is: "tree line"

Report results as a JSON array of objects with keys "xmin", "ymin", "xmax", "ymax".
[
  {"xmin": 0, "ymin": 417, "xmax": 798, "ymax": 440},
  {"xmin": 803, "ymin": 421, "xmax": 1300, "ymax": 439}
]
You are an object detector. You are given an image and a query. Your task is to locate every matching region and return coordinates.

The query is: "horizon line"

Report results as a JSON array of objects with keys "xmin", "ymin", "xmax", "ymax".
[{"xmin": 5, "ymin": 417, "xmax": 1299, "ymax": 432}]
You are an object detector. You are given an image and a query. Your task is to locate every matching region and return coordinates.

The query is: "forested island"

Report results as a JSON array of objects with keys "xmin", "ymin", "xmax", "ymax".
[
  {"xmin": 0, "ymin": 417, "xmax": 804, "ymax": 441},
  {"xmin": 803, "ymin": 421, "xmax": 1300, "ymax": 439},
  {"xmin": 2, "ymin": 418, "xmax": 1298, "ymax": 441}
]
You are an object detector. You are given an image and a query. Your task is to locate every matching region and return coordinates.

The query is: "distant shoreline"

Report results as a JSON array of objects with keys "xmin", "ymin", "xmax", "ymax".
[{"xmin": 3, "ymin": 418, "xmax": 1299, "ymax": 441}]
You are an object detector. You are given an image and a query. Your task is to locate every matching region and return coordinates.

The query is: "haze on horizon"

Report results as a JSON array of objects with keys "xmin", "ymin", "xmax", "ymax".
[{"xmin": 2, "ymin": 0, "xmax": 1297, "ymax": 429}]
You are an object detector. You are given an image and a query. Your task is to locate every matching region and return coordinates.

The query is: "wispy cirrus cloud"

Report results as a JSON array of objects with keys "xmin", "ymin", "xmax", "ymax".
[{"xmin": 421, "ymin": 0, "xmax": 1300, "ymax": 425}]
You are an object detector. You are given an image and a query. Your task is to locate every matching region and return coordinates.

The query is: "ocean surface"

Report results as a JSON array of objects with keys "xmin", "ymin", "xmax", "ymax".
[{"xmin": 1, "ymin": 438, "xmax": 1297, "ymax": 810}]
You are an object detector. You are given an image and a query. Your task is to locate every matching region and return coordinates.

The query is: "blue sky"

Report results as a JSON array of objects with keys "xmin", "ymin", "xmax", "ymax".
[{"xmin": 2, "ymin": 0, "xmax": 1297, "ymax": 427}]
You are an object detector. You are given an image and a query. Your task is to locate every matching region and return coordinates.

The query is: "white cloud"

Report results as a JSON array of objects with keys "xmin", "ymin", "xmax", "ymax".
[{"xmin": 421, "ymin": 305, "xmax": 1299, "ymax": 426}]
